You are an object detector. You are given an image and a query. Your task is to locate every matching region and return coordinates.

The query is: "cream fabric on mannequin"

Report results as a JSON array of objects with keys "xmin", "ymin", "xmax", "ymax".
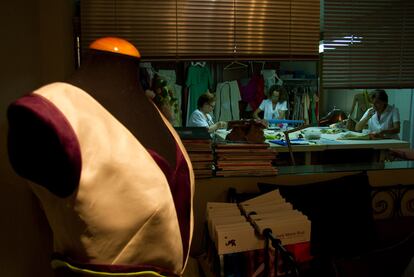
[{"xmin": 27, "ymin": 82, "xmax": 194, "ymax": 276}]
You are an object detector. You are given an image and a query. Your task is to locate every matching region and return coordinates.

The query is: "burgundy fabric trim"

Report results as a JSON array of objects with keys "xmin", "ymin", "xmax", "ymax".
[
  {"xmin": 7, "ymin": 94, "xmax": 82, "ymax": 198},
  {"xmin": 147, "ymin": 142, "xmax": 191, "ymax": 265},
  {"xmin": 51, "ymin": 253, "xmax": 179, "ymax": 276}
]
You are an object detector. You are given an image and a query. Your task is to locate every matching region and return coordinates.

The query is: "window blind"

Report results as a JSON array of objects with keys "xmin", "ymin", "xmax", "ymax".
[
  {"xmin": 176, "ymin": 0, "xmax": 235, "ymax": 57},
  {"xmin": 81, "ymin": 0, "xmax": 319, "ymax": 60},
  {"xmin": 323, "ymin": 0, "xmax": 414, "ymax": 88},
  {"xmin": 80, "ymin": 0, "xmax": 177, "ymax": 57},
  {"xmin": 235, "ymin": 0, "xmax": 319, "ymax": 59}
]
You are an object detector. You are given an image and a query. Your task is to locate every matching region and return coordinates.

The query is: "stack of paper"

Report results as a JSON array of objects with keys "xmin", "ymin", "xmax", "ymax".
[
  {"xmin": 175, "ymin": 127, "xmax": 214, "ymax": 178},
  {"xmin": 207, "ymin": 190, "xmax": 311, "ymax": 255},
  {"xmin": 214, "ymin": 142, "xmax": 278, "ymax": 177}
]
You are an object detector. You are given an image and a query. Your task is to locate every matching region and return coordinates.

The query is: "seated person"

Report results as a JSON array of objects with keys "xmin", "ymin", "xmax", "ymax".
[
  {"xmin": 355, "ymin": 89, "xmax": 400, "ymax": 139},
  {"xmin": 253, "ymin": 84, "xmax": 288, "ymax": 123},
  {"xmin": 188, "ymin": 92, "xmax": 226, "ymax": 133}
]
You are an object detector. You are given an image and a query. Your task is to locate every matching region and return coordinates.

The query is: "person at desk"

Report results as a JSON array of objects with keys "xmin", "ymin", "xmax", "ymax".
[
  {"xmin": 188, "ymin": 92, "xmax": 226, "ymax": 133},
  {"xmin": 355, "ymin": 89, "xmax": 400, "ymax": 139},
  {"xmin": 253, "ymin": 84, "xmax": 288, "ymax": 122}
]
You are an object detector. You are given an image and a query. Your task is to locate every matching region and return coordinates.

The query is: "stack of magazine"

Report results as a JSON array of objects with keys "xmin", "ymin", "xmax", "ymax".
[
  {"xmin": 175, "ymin": 127, "xmax": 213, "ymax": 178},
  {"xmin": 214, "ymin": 142, "xmax": 278, "ymax": 177}
]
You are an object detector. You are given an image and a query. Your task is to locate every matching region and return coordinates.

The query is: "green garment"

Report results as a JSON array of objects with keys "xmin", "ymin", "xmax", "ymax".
[{"xmin": 186, "ymin": 65, "xmax": 212, "ymax": 125}]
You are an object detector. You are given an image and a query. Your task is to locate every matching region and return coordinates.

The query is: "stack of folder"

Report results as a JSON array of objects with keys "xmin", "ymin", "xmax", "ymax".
[
  {"xmin": 176, "ymin": 127, "xmax": 213, "ymax": 178},
  {"xmin": 214, "ymin": 142, "xmax": 278, "ymax": 177}
]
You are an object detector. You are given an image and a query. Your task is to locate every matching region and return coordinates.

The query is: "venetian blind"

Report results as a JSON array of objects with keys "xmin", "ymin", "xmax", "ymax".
[
  {"xmin": 235, "ymin": 0, "xmax": 319, "ymax": 59},
  {"xmin": 323, "ymin": 0, "xmax": 414, "ymax": 88},
  {"xmin": 81, "ymin": 0, "xmax": 319, "ymax": 59},
  {"xmin": 80, "ymin": 0, "xmax": 177, "ymax": 57},
  {"xmin": 176, "ymin": 0, "xmax": 234, "ymax": 57}
]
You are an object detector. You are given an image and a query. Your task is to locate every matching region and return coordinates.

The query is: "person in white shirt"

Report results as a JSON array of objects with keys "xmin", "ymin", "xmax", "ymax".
[
  {"xmin": 253, "ymin": 84, "xmax": 288, "ymax": 122},
  {"xmin": 355, "ymin": 89, "xmax": 400, "ymax": 139},
  {"xmin": 188, "ymin": 92, "xmax": 226, "ymax": 133}
]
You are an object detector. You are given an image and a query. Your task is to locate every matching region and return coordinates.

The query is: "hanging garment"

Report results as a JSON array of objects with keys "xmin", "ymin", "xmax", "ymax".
[
  {"xmin": 292, "ymin": 88, "xmax": 303, "ymax": 121},
  {"xmin": 256, "ymin": 75, "xmax": 265, "ymax": 112},
  {"xmin": 185, "ymin": 65, "xmax": 212, "ymax": 126},
  {"xmin": 238, "ymin": 75, "xmax": 265, "ymax": 112},
  {"xmin": 7, "ymin": 82, "xmax": 194, "ymax": 276},
  {"xmin": 314, "ymin": 93, "xmax": 320, "ymax": 122},
  {"xmin": 310, "ymin": 90, "xmax": 317, "ymax": 124},
  {"xmin": 139, "ymin": 67, "xmax": 151, "ymax": 91},
  {"xmin": 140, "ymin": 62, "xmax": 156, "ymax": 81},
  {"xmin": 238, "ymin": 77, "xmax": 256, "ymax": 108},
  {"xmin": 158, "ymin": 69, "xmax": 183, "ymax": 127},
  {"xmin": 139, "ymin": 62, "xmax": 156, "ymax": 90},
  {"xmin": 261, "ymin": 69, "xmax": 276, "ymax": 95},
  {"xmin": 349, "ymin": 91, "xmax": 372, "ymax": 122},
  {"xmin": 215, "ymin": 80, "xmax": 241, "ymax": 122},
  {"xmin": 303, "ymin": 91, "xmax": 310, "ymax": 124}
]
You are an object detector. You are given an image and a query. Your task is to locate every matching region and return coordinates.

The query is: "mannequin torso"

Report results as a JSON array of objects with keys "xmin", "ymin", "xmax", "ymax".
[
  {"xmin": 67, "ymin": 50, "xmax": 176, "ymax": 167},
  {"xmin": 7, "ymin": 38, "xmax": 194, "ymax": 276}
]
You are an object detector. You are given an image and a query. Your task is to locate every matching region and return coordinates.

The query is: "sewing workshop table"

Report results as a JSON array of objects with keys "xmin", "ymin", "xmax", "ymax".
[
  {"xmin": 215, "ymin": 128, "xmax": 410, "ymax": 165},
  {"xmin": 269, "ymin": 137, "xmax": 409, "ymax": 165}
]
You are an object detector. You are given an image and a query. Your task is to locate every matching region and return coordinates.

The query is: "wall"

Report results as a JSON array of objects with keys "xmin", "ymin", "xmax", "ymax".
[
  {"xmin": 0, "ymin": 0, "xmax": 74, "ymax": 276},
  {"xmin": 322, "ymin": 89, "xmax": 414, "ymax": 145}
]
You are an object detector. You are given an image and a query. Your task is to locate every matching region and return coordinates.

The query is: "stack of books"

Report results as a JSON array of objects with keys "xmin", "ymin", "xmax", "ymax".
[
  {"xmin": 203, "ymin": 190, "xmax": 311, "ymax": 276},
  {"xmin": 175, "ymin": 127, "xmax": 213, "ymax": 178},
  {"xmin": 214, "ymin": 142, "xmax": 278, "ymax": 177}
]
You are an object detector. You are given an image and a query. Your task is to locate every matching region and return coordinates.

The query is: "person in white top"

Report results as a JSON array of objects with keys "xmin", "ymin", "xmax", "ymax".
[
  {"xmin": 355, "ymin": 89, "xmax": 400, "ymax": 139},
  {"xmin": 188, "ymin": 92, "xmax": 226, "ymax": 133},
  {"xmin": 253, "ymin": 84, "xmax": 288, "ymax": 122}
]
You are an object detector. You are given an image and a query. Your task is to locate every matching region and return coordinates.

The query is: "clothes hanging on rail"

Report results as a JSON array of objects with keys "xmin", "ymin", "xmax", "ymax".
[
  {"xmin": 303, "ymin": 90, "xmax": 310, "ymax": 124},
  {"xmin": 185, "ymin": 64, "xmax": 212, "ymax": 126},
  {"xmin": 158, "ymin": 69, "xmax": 182, "ymax": 127},
  {"xmin": 349, "ymin": 91, "xmax": 372, "ymax": 122},
  {"xmin": 214, "ymin": 81, "xmax": 241, "ymax": 122},
  {"xmin": 238, "ymin": 75, "xmax": 265, "ymax": 112},
  {"xmin": 287, "ymin": 84, "xmax": 318, "ymax": 124},
  {"xmin": 261, "ymin": 69, "xmax": 276, "ymax": 94},
  {"xmin": 139, "ymin": 62, "xmax": 155, "ymax": 91}
]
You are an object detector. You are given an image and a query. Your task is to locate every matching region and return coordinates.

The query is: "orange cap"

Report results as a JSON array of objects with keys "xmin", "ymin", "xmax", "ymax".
[{"xmin": 89, "ymin": 37, "xmax": 141, "ymax": 59}]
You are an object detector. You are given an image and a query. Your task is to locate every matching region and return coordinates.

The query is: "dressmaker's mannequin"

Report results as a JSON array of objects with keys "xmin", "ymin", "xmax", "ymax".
[
  {"xmin": 7, "ymin": 37, "xmax": 194, "ymax": 276},
  {"xmin": 68, "ymin": 39, "xmax": 176, "ymax": 167}
]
